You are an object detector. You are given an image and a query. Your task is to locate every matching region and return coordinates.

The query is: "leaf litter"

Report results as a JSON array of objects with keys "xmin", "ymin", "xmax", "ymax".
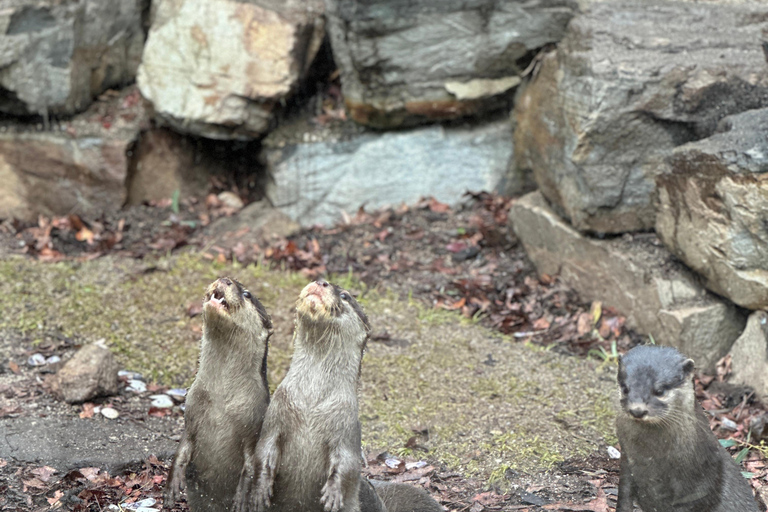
[{"xmin": 1, "ymin": 192, "xmax": 766, "ymax": 510}]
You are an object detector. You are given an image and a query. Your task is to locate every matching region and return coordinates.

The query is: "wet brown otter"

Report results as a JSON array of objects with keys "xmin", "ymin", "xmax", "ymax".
[
  {"xmin": 249, "ymin": 279, "xmax": 370, "ymax": 512},
  {"xmin": 616, "ymin": 345, "xmax": 759, "ymax": 512},
  {"xmin": 164, "ymin": 277, "xmax": 272, "ymax": 512}
]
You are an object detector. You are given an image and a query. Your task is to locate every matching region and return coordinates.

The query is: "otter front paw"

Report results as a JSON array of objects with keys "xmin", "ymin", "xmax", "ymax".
[
  {"xmin": 233, "ymin": 473, "xmax": 252, "ymax": 512},
  {"xmin": 320, "ymin": 479, "xmax": 344, "ymax": 512},
  {"xmin": 252, "ymin": 479, "xmax": 273, "ymax": 512},
  {"xmin": 163, "ymin": 470, "xmax": 184, "ymax": 508}
]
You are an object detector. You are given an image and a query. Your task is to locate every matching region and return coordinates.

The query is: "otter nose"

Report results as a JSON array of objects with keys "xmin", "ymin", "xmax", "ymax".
[
  {"xmin": 220, "ymin": 277, "xmax": 232, "ymax": 286},
  {"xmin": 629, "ymin": 406, "xmax": 648, "ymax": 419},
  {"xmin": 315, "ymin": 279, "xmax": 329, "ymax": 288}
]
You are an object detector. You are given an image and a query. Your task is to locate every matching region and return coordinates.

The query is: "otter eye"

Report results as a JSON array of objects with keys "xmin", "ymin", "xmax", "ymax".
[
  {"xmin": 340, "ymin": 292, "xmax": 350, "ymax": 301},
  {"xmin": 653, "ymin": 388, "xmax": 665, "ymax": 397},
  {"xmin": 620, "ymin": 384, "xmax": 629, "ymax": 395},
  {"xmin": 243, "ymin": 291, "xmax": 252, "ymax": 300}
]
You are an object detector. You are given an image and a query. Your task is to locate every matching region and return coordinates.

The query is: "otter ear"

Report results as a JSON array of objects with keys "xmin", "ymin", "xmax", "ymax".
[{"xmin": 682, "ymin": 359, "xmax": 695, "ymax": 380}]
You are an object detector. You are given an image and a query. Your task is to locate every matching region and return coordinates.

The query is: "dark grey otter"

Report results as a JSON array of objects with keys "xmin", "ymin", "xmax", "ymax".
[
  {"xmin": 616, "ymin": 345, "xmax": 759, "ymax": 512},
  {"xmin": 249, "ymin": 279, "xmax": 372, "ymax": 512},
  {"xmin": 367, "ymin": 481, "xmax": 443, "ymax": 512},
  {"xmin": 165, "ymin": 277, "xmax": 272, "ymax": 512}
]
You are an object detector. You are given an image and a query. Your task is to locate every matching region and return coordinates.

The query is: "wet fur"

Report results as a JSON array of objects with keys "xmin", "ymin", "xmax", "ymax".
[
  {"xmin": 250, "ymin": 281, "xmax": 370, "ymax": 512},
  {"xmin": 369, "ymin": 481, "xmax": 443, "ymax": 512},
  {"xmin": 616, "ymin": 346, "xmax": 759, "ymax": 512},
  {"xmin": 165, "ymin": 278, "xmax": 272, "ymax": 512}
]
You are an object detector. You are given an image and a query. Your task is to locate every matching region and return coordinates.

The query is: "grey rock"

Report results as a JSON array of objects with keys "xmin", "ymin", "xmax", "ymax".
[
  {"xmin": 0, "ymin": 0, "xmax": 145, "ymax": 115},
  {"xmin": 729, "ymin": 311, "xmax": 768, "ymax": 400},
  {"xmin": 265, "ymin": 118, "xmax": 514, "ymax": 226},
  {"xmin": 203, "ymin": 200, "xmax": 301, "ymax": 247},
  {"xmin": 510, "ymin": 191, "xmax": 747, "ymax": 369},
  {"xmin": 656, "ymin": 108, "xmax": 768, "ymax": 310},
  {"xmin": 47, "ymin": 344, "xmax": 120, "ymax": 404},
  {"xmin": 0, "ymin": 415, "xmax": 177, "ymax": 472},
  {"xmin": 137, "ymin": 0, "xmax": 324, "ymax": 139},
  {"xmin": 324, "ymin": 0, "xmax": 577, "ymax": 128},
  {"xmin": 513, "ymin": 1, "xmax": 768, "ymax": 234},
  {"xmin": 0, "ymin": 86, "xmax": 149, "ymax": 222}
]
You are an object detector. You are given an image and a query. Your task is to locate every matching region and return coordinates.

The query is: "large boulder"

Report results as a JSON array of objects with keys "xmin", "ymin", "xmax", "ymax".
[
  {"xmin": 510, "ymin": 191, "xmax": 747, "ymax": 369},
  {"xmin": 265, "ymin": 118, "xmax": 514, "ymax": 226},
  {"xmin": 656, "ymin": 108, "xmax": 768, "ymax": 310},
  {"xmin": 513, "ymin": 1, "xmax": 768, "ymax": 234},
  {"xmin": 324, "ymin": 0, "xmax": 577, "ymax": 129},
  {"xmin": 0, "ymin": 0, "xmax": 146, "ymax": 116},
  {"xmin": 137, "ymin": 0, "xmax": 325, "ymax": 140},
  {"xmin": 0, "ymin": 87, "xmax": 149, "ymax": 222},
  {"xmin": 729, "ymin": 311, "xmax": 768, "ymax": 401}
]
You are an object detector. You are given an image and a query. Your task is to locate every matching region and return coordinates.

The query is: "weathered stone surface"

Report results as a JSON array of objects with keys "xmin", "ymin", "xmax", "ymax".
[
  {"xmin": 324, "ymin": 0, "xmax": 577, "ymax": 128},
  {"xmin": 137, "ymin": 0, "xmax": 324, "ymax": 140},
  {"xmin": 203, "ymin": 200, "xmax": 301, "ymax": 248},
  {"xmin": 510, "ymin": 191, "xmax": 747, "ymax": 368},
  {"xmin": 48, "ymin": 344, "xmax": 120, "ymax": 404},
  {"xmin": 265, "ymin": 118, "xmax": 514, "ymax": 226},
  {"xmin": 729, "ymin": 311, "xmax": 768, "ymax": 400},
  {"xmin": 513, "ymin": 1, "xmax": 768, "ymax": 234},
  {"xmin": 0, "ymin": 416, "xmax": 177, "ymax": 472},
  {"xmin": 0, "ymin": 87, "xmax": 149, "ymax": 222},
  {"xmin": 126, "ymin": 128, "xmax": 214, "ymax": 205},
  {"xmin": 0, "ymin": 0, "xmax": 145, "ymax": 116},
  {"xmin": 656, "ymin": 108, "xmax": 768, "ymax": 310}
]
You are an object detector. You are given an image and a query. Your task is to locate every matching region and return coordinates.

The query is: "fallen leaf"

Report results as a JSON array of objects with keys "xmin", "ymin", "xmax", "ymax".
[
  {"xmin": 8, "ymin": 361, "xmax": 19, "ymax": 374},
  {"xmin": 79, "ymin": 402, "xmax": 95, "ymax": 419}
]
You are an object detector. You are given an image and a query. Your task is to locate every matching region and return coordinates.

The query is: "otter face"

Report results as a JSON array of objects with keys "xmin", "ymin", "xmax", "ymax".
[
  {"xmin": 618, "ymin": 345, "xmax": 695, "ymax": 424},
  {"xmin": 296, "ymin": 279, "xmax": 370, "ymax": 337},
  {"xmin": 203, "ymin": 277, "xmax": 272, "ymax": 334}
]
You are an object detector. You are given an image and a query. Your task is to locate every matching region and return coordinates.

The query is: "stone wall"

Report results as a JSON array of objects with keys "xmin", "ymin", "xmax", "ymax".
[{"xmin": 0, "ymin": 0, "xmax": 766, "ymax": 394}]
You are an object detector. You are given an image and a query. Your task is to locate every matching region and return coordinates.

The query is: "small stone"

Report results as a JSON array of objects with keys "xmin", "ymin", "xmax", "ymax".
[
  {"xmin": 405, "ymin": 461, "xmax": 427, "ymax": 470},
  {"xmin": 607, "ymin": 446, "xmax": 621, "ymax": 459},
  {"xmin": 118, "ymin": 370, "xmax": 144, "ymax": 380},
  {"xmin": 217, "ymin": 192, "xmax": 244, "ymax": 210},
  {"xmin": 167, "ymin": 389, "xmax": 187, "ymax": 402},
  {"xmin": 45, "ymin": 355, "xmax": 61, "ymax": 365},
  {"xmin": 149, "ymin": 394, "xmax": 174, "ymax": 408},
  {"xmin": 28, "ymin": 354, "xmax": 46, "ymax": 367},
  {"xmin": 47, "ymin": 344, "xmax": 119, "ymax": 404},
  {"xmin": 123, "ymin": 498, "xmax": 156, "ymax": 510},
  {"xmin": 100, "ymin": 407, "xmax": 119, "ymax": 420},
  {"xmin": 720, "ymin": 417, "xmax": 739, "ymax": 431},
  {"xmin": 384, "ymin": 457, "xmax": 401, "ymax": 469},
  {"xmin": 126, "ymin": 380, "xmax": 147, "ymax": 393}
]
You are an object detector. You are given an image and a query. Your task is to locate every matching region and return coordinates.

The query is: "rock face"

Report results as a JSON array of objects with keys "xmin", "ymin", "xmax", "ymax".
[
  {"xmin": 48, "ymin": 344, "xmax": 120, "ymax": 404},
  {"xmin": 510, "ymin": 192, "xmax": 747, "ymax": 369},
  {"xmin": 0, "ymin": 0, "xmax": 146, "ymax": 116},
  {"xmin": 656, "ymin": 108, "xmax": 768, "ymax": 310},
  {"xmin": 265, "ymin": 118, "xmax": 514, "ymax": 226},
  {"xmin": 126, "ymin": 129, "xmax": 216, "ymax": 205},
  {"xmin": 0, "ymin": 87, "xmax": 149, "ymax": 222},
  {"xmin": 324, "ymin": 0, "xmax": 577, "ymax": 128},
  {"xmin": 513, "ymin": 1, "xmax": 768, "ymax": 234},
  {"xmin": 729, "ymin": 311, "xmax": 768, "ymax": 400},
  {"xmin": 137, "ymin": 0, "xmax": 325, "ymax": 140}
]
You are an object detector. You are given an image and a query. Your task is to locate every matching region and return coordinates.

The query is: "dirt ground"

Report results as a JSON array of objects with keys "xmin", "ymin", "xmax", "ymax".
[{"xmin": 0, "ymin": 195, "xmax": 766, "ymax": 511}]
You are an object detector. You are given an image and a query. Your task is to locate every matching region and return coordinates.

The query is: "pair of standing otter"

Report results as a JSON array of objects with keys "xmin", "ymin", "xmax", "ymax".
[{"xmin": 165, "ymin": 277, "xmax": 442, "ymax": 512}]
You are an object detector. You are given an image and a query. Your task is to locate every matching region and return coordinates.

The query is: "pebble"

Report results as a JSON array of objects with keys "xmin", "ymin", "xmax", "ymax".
[
  {"xmin": 720, "ymin": 417, "xmax": 739, "ymax": 431},
  {"xmin": 46, "ymin": 355, "xmax": 61, "ymax": 364},
  {"xmin": 149, "ymin": 394, "xmax": 174, "ymax": 408},
  {"xmin": 167, "ymin": 388, "xmax": 187, "ymax": 402},
  {"xmin": 122, "ymin": 498, "xmax": 157, "ymax": 510},
  {"xmin": 384, "ymin": 457, "xmax": 402, "ymax": 469},
  {"xmin": 101, "ymin": 407, "xmax": 119, "ymax": 420},
  {"xmin": 118, "ymin": 370, "xmax": 144, "ymax": 380},
  {"xmin": 126, "ymin": 380, "xmax": 147, "ymax": 393},
  {"xmin": 607, "ymin": 446, "xmax": 621, "ymax": 459},
  {"xmin": 217, "ymin": 191, "xmax": 244, "ymax": 210},
  {"xmin": 27, "ymin": 353, "xmax": 47, "ymax": 367},
  {"xmin": 405, "ymin": 461, "xmax": 427, "ymax": 470}
]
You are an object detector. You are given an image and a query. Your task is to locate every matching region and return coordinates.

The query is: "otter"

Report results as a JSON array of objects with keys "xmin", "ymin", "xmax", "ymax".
[
  {"xmin": 248, "ymin": 278, "xmax": 370, "ymax": 512},
  {"xmin": 367, "ymin": 481, "xmax": 443, "ymax": 512},
  {"xmin": 165, "ymin": 277, "xmax": 272, "ymax": 512},
  {"xmin": 616, "ymin": 345, "xmax": 759, "ymax": 512}
]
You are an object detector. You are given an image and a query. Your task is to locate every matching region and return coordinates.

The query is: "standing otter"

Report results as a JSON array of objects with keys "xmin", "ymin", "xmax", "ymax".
[
  {"xmin": 616, "ymin": 345, "xmax": 759, "ymax": 512},
  {"xmin": 165, "ymin": 277, "xmax": 272, "ymax": 512},
  {"xmin": 250, "ymin": 279, "xmax": 370, "ymax": 512}
]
